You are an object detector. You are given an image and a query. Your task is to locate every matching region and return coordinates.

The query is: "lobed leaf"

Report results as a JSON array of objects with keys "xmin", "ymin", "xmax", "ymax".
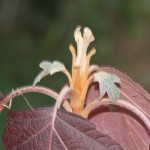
[
  {"xmin": 39, "ymin": 60, "xmax": 65, "ymax": 75},
  {"xmin": 33, "ymin": 61, "xmax": 66, "ymax": 86},
  {"xmin": 94, "ymin": 72, "xmax": 120, "ymax": 103}
]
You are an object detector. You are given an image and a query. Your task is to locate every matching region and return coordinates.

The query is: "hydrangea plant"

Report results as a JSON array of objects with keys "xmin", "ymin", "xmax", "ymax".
[
  {"xmin": 0, "ymin": 26, "xmax": 150, "ymax": 150},
  {"xmin": 33, "ymin": 26, "xmax": 120, "ymax": 114}
]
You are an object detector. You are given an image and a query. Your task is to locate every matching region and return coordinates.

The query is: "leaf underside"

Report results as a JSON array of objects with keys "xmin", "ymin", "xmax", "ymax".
[
  {"xmin": 2, "ymin": 108, "xmax": 122, "ymax": 150},
  {"xmin": 94, "ymin": 72, "xmax": 120, "ymax": 103},
  {"xmin": 33, "ymin": 61, "xmax": 65, "ymax": 86},
  {"xmin": 86, "ymin": 67, "xmax": 150, "ymax": 149}
]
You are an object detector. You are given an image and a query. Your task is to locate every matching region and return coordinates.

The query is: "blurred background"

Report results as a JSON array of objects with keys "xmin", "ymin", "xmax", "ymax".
[{"xmin": 0, "ymin": 0, "xmax": 150, "ymax": 148}]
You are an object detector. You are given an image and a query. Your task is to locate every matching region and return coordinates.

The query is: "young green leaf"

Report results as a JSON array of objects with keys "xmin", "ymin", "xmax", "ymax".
[
  {"xmin": 39, "ymin": 60, "xmax": 65, "ymax": 74},
  {"xmin": 33, "ymin": 60, "xmax": 66, "ymax": 86},
  {"xmin": 94, "ymin": 72, "xmax": 120, "ymax": 103}
]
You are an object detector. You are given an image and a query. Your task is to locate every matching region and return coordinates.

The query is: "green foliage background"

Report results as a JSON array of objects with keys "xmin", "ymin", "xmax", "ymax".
[{"xmin": 0, "ymin": 0, "xmax": 150, "ymax": 148}]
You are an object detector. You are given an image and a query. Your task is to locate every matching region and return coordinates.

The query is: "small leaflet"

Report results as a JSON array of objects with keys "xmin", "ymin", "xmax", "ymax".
[
  {"xmin": 94, "ymin": 72, "xmax": 120, "ymax": 103},
  {"xmin": 33, "ymin": 60, "xmax": 66, "ymax": 86}
]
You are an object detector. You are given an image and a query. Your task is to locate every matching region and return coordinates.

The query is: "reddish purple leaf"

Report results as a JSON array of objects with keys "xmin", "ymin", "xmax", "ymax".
[
  {"xmin": 86, "ymin": 67, "xmax": 150, "ymax": 149},
  {"xmin": 3, "ymin": 107, "xmax": 122, "ymax": 150}
]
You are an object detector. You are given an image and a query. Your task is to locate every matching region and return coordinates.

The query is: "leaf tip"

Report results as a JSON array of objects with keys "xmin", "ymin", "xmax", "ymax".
[{"xmin": 33, "ymin": 70, "xmax": 48, "ymax": 86}]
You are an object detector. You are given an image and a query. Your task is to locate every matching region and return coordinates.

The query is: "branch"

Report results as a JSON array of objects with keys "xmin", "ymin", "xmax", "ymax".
[
  {"xmin": 81, "ymin": 98, "xmax": 150, "ymax": 131},
  {"xmin": 0, "ymin": 85, "xmax": 59, "ymax": 112}
]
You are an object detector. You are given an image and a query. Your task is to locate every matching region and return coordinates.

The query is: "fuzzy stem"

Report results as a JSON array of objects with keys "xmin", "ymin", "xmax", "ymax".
[
  {"xmin": 80, "ymin": 75, "xmax": 94, "ymax": 100},
  {"xmin": 81, "ymin": 98, "xmax": 150, "ymax": 131},
  {"xmin": 82, "ymin": 48, "xmax": 96, "ymax": 84},
  {"xmin": 0, "ymin": 85, "xmax": 59, "ymax": 112},
  {"xmin": 56, "ymin": 86, "xmax": 71, "ymax": 109}
]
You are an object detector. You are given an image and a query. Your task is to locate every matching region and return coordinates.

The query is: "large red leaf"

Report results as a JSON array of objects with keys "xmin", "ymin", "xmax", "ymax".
[
  {"xmin": 2, "ymin": 107, "xmax": 122, "ymax": 150},
  {"xmin": 86, "ymin": 67, "xmax": 150, "ymax": 149}
]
